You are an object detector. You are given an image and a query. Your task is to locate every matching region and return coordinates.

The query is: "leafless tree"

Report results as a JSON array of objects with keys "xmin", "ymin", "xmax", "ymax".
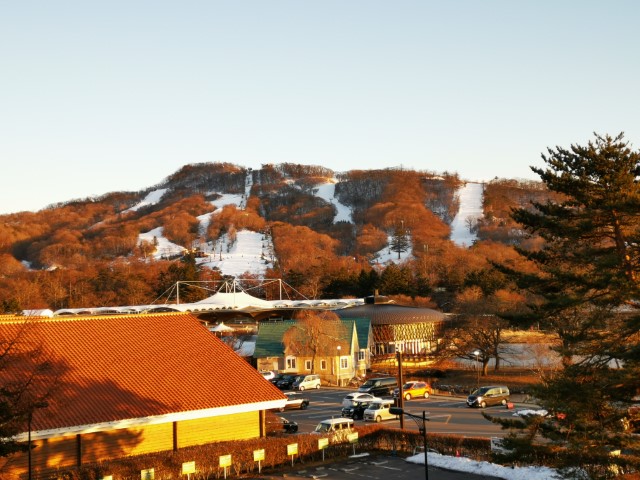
[{"xmin": 282, "ymin": 310, "xmax": 348, "ymax": 373}]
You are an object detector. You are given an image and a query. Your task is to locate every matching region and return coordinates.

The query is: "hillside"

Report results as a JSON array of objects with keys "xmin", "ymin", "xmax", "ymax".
[{"xmin": 0, "ymin": 162, "xmax": 549, "ymax": 312}]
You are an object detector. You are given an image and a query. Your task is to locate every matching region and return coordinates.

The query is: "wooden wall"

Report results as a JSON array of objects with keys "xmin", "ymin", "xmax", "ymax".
[{"xmin": 0, "ymin": 411, "xmax": 261, "ymax": 479}]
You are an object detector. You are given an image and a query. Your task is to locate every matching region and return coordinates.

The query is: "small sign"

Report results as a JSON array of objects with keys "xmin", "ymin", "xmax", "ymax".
[
  {"xmin": 254, "ymin": 449, "xmax": 265, "ymax": 462},
  {"xmin": 347, "ymin": 432, "xmax": 359, "ymax": 443},
  {"xmin": 141, "ymin": 469, "xmax": 155, "ymax": 480},
  {"xmin": 219, "ymin": 454, "xmax": 232, "ymax": 468},
  {"xmin": 318, "ymin": 438, "xmax": 329, "ymax": 450},
  {"xmin": 490, "ymin": 437, "xmax": 510, "ymax": 453},
  {"xmin": 100, "ymin": 476, "xmax": 113, "ymax": 480},
  {"xmin": 287, "ymin": 443, "xmax": 298, "ymax": 456},
  {"xmin": 181, "ymin": 461, "xmax": 196, "ymax": 475}
]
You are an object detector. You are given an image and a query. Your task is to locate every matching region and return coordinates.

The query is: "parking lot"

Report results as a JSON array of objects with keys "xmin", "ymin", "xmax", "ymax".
[
  {"xmin": 275, "ymin": 387, "xmax": 535, "ymax": 439},
  {"xmin": 248, "ymin": 452, "xmax": 504, "ymax": 480}
]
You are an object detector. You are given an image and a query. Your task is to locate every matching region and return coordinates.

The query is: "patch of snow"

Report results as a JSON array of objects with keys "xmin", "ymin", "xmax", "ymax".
[
  {"xmin": 514, "ymin": 409, "xmax": 548, "ymax": 417},
  {"xmin": 450, "ymin": 182, "xmax": 484, "ymax": 247},
  {"xmin": 197, "ymin": 171, "xmax": 254, "ymax": 240},
  {"xmin": 314, "ymin": 179, "xmax": 352, "ymax": 223},
  {"xmin": 138, "ymin": 226, "xmax": 186, "ymax": 260},
  {"xmin": 209, "ymin": 193, "xmax": 245, "ymax": 210},
  {"xmin": 371, "ymin": 235, "xmax": 413, "ymax": 267},
  {"xmin": 407, "ymin": 451, "xmax": 563, "ymax": 480},
  {"xmin": 125, "ymin": 188, "xmax": 168, "ymax": 212},
  {"xmin": 195, "ymin": 230, "xmax": 274, "ymax": 277}
]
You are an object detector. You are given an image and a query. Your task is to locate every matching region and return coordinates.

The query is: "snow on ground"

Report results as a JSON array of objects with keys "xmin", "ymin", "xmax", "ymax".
[
  {"xmin": 195, "ymin": 230, "xmax": 274, "ymax": 277},
  {"xmin": 406, "ymin": 451, "xmax": 563, "ymax": 480},
  {"xmin": 372, "ymin": 236, "xmax": 413, "ymax": 266},
  {"xmin": 138, "ymin": 227, "xmax": 186, "ymax": 259},
  {"xmin": 313, "ymin": 180, "xmax": 352, "ymax": 223},
  {"xmin": 209, "ymin": 193, "xmax": 246, "ymax": 210},
  {"xmin": 450, "ymin": 182, "xmax": 484, "ymax": 247},
  {"xmin": 136, "ymin": 175, "xmax": 486, "ymax": 274},
  {"xmin": 125, "ymin": 188, "xmax": 168, "ymax": 212},
  {"xmin": 196, "ymin": 193, "xmax": 246, "ymax": 234}
]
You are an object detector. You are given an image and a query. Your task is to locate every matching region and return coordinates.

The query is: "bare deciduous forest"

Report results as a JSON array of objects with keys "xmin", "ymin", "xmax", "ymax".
[{"xmin": 0, "ymin": 163, "xmax": 549, "ymax": 313}]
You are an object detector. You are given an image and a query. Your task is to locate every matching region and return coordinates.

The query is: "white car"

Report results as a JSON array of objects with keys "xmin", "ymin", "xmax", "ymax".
[
  {"xmin": 363, "ymin": 399, "xmax": 397, "ymax": 423},
  {"xmin": 341, "ymin": 392, "xmax": 376, "ymax": 408},
  {"xmin": 260, "ymin": 370, "xmax": 276, "ymax": 381}
]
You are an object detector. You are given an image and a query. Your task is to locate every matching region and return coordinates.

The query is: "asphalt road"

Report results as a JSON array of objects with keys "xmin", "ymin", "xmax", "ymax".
[
  {"xmin": 278, "ymin": 387, "xmax": 537, "ymax": 438},
  {"xmin": 248, "ymin": 452, "xmax": 504, "ymax": 480},
  {"xmin": 262, "ymin": 387, "xmax": 540, "ymax": 480}
]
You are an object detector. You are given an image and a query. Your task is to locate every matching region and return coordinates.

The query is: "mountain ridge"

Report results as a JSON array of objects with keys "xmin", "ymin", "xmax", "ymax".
[{"xmin": 0, "ymin": 162, "xmax": 548, "ymax": 312}]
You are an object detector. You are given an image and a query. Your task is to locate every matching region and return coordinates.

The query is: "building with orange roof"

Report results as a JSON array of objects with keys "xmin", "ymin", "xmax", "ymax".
[{"xmin": 0, "ymin": 312, "xmax": 286, "ymax": 479}]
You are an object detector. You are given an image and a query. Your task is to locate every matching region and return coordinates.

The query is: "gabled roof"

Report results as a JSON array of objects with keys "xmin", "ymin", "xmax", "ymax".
[
  {"xmin": 0, "ymin": 312, "xmax": 285, "ymax": 439},
  {"xmin": 254, "ymin": 318, "xmax": 362, "ymax": 358},
  {"xmin": 254, "ymin": 320, "xmax": 295, "ymax": 357},
  {"xmin": 349, "ymin": 317, "xmax": 372, "ymax": 349}
]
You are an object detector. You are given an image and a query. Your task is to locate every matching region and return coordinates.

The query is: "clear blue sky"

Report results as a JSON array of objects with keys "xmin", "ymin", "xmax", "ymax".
[{"xmin": 2, "ymin": 1, "xmax": 639, "ymax": 214}]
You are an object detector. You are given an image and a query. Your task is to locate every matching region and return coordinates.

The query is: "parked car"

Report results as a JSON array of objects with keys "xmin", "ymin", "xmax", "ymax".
[
  {"xmin": 393, "ymin": 381, "xmax": 431, "ymax": 400},
  {"xmin": 341, "ymin": 392, "xmax": 376, "ymax": 408},
  {"xmin": 276, "ymin": 416, "xmax": 298, "ymax": 433},
  {"xmin": 260, "ymin": 370, "xmax": 276, "ymax": 381},
  {"xmin": 363, "ymin": 399, "xmax": 397, "ymax": 422},
  {"xmin": 358, "ymin": 377, "xmax": 398, "ymax": 397},
  {"xmin": 341, "ymin": 399, "xmax": 377, "ymax": 420},
  {"xmin": 279, "ymin": 391, "xmax": 310, "ymax": 411},
  {"xmin": 467, "ymin": 385, "xmax": 510, "ymax": 408},
  {"xmin": 312, "ymin": 418, "xmax": 355, "ymax": 443},
  {"xmin": 265, "ymin": 414, "xmax": 299, "ymax": 434},
  {"xmin": 276, "ymin": 374, "xmax": 300, "ymax": 390},
  {"xmin": 292, "ymin": 374, "xmax": 321, "ymax": 391},
  {"xmin": 270, "ymin": 373, "xmax": 285, "ymax": 386}
]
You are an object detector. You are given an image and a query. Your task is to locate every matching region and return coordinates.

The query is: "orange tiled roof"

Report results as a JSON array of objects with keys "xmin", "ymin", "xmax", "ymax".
[{"xmin": 0, "ymin": 312, "xmax": 285, "ymax": 433}]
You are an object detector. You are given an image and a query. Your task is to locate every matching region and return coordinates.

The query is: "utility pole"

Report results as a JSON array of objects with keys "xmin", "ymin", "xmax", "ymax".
[{"xmin": 396, "ymin": 350, "xmax": 404, "ymax": 430}]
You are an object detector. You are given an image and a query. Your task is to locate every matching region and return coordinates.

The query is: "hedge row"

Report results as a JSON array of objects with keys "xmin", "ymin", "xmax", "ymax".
[{"xmin": 47, "ymin": 426, "xmax": 492, "ymax": 480}]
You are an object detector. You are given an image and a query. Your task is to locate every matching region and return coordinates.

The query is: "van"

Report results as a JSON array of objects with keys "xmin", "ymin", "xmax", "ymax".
[
  {"xmin": 312, "ymin": 418, "xmax": 354, "ymax": 442},
  {"xmin": 363, "ymin": 399, "xmax": 397, "ymax": 422},
  {"xmin": 467, "ymin": 385, "xmax": 510, "ymax": 408},
  {"xmin": 358, "ymin": 377, "xmax": 397, "ymax": 397},
  {"xmin": 293, "ymin": 374, "xmax": 321, "ymax": 391}
]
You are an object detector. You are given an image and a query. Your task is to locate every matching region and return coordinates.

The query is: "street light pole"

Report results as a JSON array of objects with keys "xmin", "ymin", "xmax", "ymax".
[
  {"xmin": 336, "ymin": 345, "xmax": 341, "ymax": 386},
  {"xmin": 473, "ymin": 350, "xmax": 480, "ymax": 389},
  {"xmin": 396, "ymin": 350, "xmax": 404, "ymax": 430},
  {"xmin": 389, "ymin": 407, "xmax": 429, "ymax": 480}
]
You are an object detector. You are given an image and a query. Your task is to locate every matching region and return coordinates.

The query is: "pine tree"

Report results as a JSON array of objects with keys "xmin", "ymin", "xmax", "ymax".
[
  {"xmin": 501, "ymin": 133, "xmax": 640, "ymax": 472},
  {"xmin": 389, "ymin": 224, "xmax": 411, "ymax": 259}
]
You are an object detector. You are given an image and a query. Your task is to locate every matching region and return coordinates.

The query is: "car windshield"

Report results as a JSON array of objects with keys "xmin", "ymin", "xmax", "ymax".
[
  {"xmin": 361, "ymin": 380, "xmax": 375, "ymax": 387},
  {"xmin": 369, "ymin": 403, "xmax": 382, "ymax": 410},
  {"xmin": 314, "ymin": 423, "xmax": 330, "ymax": 433},
  {"xmin": 402, "ymin": 383, "xmax": 414, "ymax": 389},
  {"xmin": 472, "ymin": 387, "xmax": 490, "ymax": 395}
]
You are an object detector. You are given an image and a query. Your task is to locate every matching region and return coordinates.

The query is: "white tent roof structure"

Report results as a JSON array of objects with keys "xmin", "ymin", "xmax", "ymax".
[
  {"xmin": 209, "ymin": 321, "xmax": 234, "ymax": 332},
  {"xmin": 51, "ymin": 278, "xmax": 364, "ymax": 316},
  {"xmin": 195, "ymin": 291, "xmax": 275, "ymax": 308}
]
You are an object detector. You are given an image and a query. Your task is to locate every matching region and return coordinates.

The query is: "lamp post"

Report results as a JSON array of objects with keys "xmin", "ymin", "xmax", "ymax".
[
  {"xmin": 28, "ymin": 401, "xmax": 49, "ymax": 480},
  {"xmin": 473, "ymin": 350, "xmax": 480, "ymax": 389},
  {"xmin": 336, "ymin": 345, "xmax": 341, "ymax": 386},
  {"xmin": 389, "ymin": 407, "xmax": 429, "ymax": 480}
]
